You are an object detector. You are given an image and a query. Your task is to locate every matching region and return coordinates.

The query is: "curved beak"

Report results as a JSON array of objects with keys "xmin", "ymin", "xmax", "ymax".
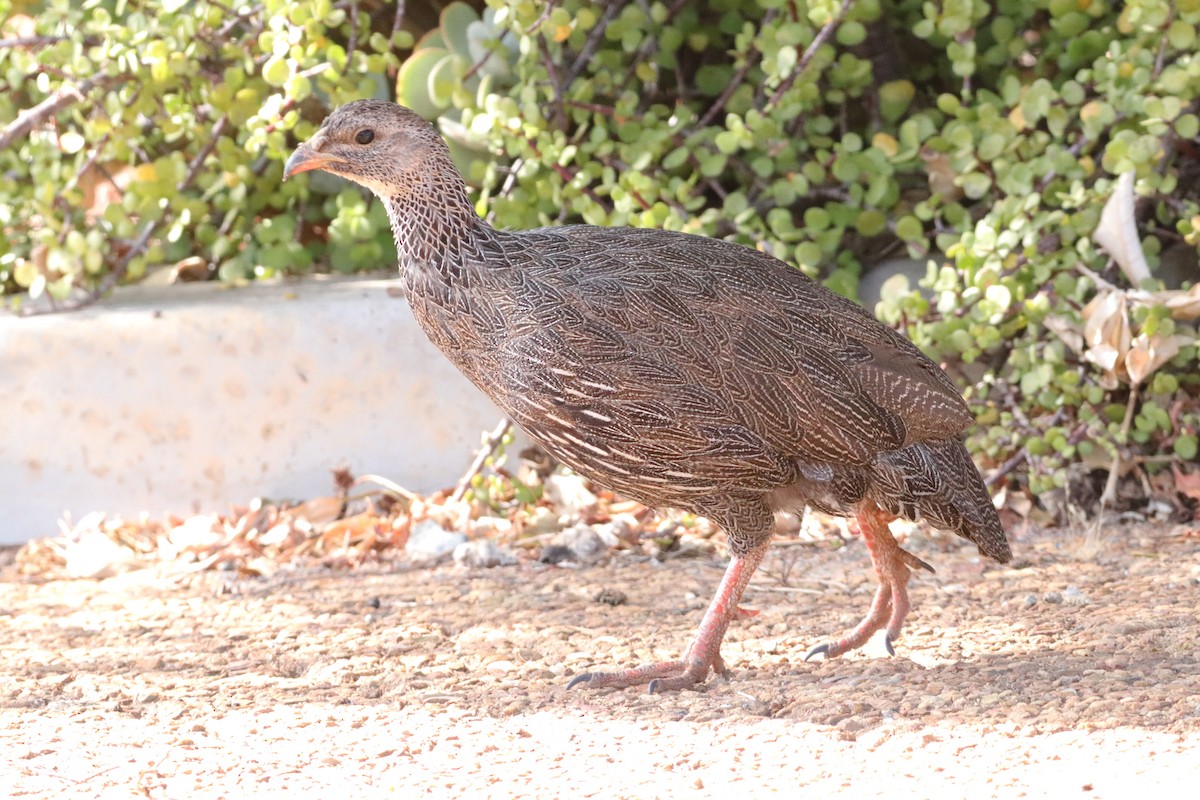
[{"xmin": 283, "ymin": 142, "xmax": 347, "ymax": 180}]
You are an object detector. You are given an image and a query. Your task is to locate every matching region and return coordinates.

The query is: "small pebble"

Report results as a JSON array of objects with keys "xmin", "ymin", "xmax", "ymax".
[
  {"xmin": 539, "ymin": 544, "xmax": 573, "ymax": 565},
  {"xmin": 1023, "ymin": 594, "xmax": 1038, "ymax": 608},
  {"xmin": 543, "ymin": 473, "xmax": 598, "ymax": 516},
  {"xmin": 471, "ymin": 516, "xmax": 515, "ymax": 538},
  {"xmin": 1062, "ymin": 585, "xmax": 1091, "ymax": 606},
  {"xmin": 454, "ymin": 539, "xmax": 517, "ymax": 568},
  {"xmin": 562, "ymin": 524, "xmax": 611, "ymax": 561},
  {"xmin": 1044, "ymin": 591, "xmax": 1063, "ymax": 604},
  {"xmin": 594, "ymin": 588, "xmax": 627, "ymax": 606},
  {"xmin": 405, "ymin": 519, "xmax": 468, "ymax": 563}
]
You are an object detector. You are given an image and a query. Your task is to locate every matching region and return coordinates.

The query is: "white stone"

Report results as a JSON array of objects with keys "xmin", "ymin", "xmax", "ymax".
[
  {"xmin": 561, "ymin": 524, "xmax": 611, "ymax": 561},
  {"xmin": 543, "ymin": 473, "xmax": 598, "ymax": 517},
  {"xmin": 453, "ymin": 538, "xmax": 517, "ymax": 568},
  {"xmin": 405, "ymin": 519, "xmax": 467, "ymax": 563}
]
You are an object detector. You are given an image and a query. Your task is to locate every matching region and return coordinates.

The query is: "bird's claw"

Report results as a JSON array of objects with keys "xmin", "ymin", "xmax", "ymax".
[
  {"xmin": 805, "ymin": 632, "xmax": 900, "ymax": 661},
  {"xmin": 566, "ymin": 673, "xmax": 595, "ymax": 690},
  {"xmin": 804, "ymin": 642, "xmax": 833, "ymax": 662},
  {"xmin": 566, "ymin": 655, "xmax": 716, "ymax": 692},
  {"xmin": 902, "ymin": 551, "xmax": 936, "ymax": 574}
]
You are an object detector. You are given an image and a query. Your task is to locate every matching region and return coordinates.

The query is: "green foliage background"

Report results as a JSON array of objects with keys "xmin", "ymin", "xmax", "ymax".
[{"xmin": 2, "ymin": 0, "xmax": 1198, "ymax": 509}]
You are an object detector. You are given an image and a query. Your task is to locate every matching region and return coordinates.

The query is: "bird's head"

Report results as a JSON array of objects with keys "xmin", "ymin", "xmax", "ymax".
[{"xmin": 283, "ymin": 100, "xmax": 449, "ymax": 197}]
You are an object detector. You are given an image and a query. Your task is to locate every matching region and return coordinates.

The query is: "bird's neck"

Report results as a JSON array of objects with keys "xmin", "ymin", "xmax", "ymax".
[{"xmin": 383, "ymin": 161, "xmax": 486, "ymax": 282}]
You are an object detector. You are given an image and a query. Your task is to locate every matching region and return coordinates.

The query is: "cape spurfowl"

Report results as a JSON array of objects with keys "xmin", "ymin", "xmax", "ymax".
[{"xmin": 285, "ymin": 100, "xmax": 1011, "ymax": 692}]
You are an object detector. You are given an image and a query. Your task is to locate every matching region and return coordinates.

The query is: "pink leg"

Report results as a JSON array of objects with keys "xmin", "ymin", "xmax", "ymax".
[
  {"xmin": 806, "ymin": 505, "xmax": 933, "ymax": 661},
  {"xmin": 568, "ymin": 545, "xmax": 768, "ymax": 692}
]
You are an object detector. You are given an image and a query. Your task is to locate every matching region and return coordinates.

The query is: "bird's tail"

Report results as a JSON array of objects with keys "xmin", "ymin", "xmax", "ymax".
[{"xmin": 870, "ymin": 439, "xmax": 1011, "ymax": 564}]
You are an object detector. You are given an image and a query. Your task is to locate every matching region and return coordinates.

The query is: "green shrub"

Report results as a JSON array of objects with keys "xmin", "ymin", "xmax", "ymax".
[{"xmin": 2, "ymin": 0, "xmax": 1197, "ymax": 508}]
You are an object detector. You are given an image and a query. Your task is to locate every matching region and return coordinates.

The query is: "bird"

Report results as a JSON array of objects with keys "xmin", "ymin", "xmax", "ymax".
[{"xmin": 284, "ymin": 99, "xmax": 1011, "ymax": 693}]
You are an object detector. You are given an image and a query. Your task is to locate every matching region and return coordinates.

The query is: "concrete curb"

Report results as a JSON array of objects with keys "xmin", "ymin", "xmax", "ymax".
[{"xmin": 0, "ymin": 276, "xmax": 507, "ymax": 543}]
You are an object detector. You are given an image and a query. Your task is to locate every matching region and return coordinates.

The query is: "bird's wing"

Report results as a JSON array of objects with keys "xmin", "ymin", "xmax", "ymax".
[{"xmin": 485, "ymin": 226, "xmax": 971, "ymax": 493}]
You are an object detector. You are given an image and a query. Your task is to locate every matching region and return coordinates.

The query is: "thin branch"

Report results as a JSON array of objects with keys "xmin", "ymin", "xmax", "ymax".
[
  {"xmin": 524, "ymin": 1, "xmax": 557, "ymax": 35},
  {"xmin": 449, "ymin": 419, "xmax": 513, "ymax": 504},
  {"xmin": 347, "ymin": 0, "xmax": 359, "ymax": 60},
  {"xmin": 0, "ymin": 35, "xmax": 99, "ymax": 47},
  {"xmin": 485, "ymin": 158, "xmax": 523, "ymax": 225},
  {"xmin": 390, "ymin": 0, "xmax": 408, "ymax": 48},
  {"xmin": 1101, "ymin": 386, "xmax": 1140, "ymax": 510},
  {"xmin": 181, "ymin": 115, "xmax": 228, "ymax": 190},
  {"xmin": 697, "ymin": 57, "xmax": 755, "ymax": 129},
  {"xmin": 353, "ymin": 474, "xmax": 418, "ymax": 502},
  {"xmin": 985, "ymin": 448, "xmax": 1029, "ymax": 488},
  {"xmin": 0, "ymin": 73, "xmax": 130, "ymax": 151},
  {"xmin": 767, "ymin": 0, "xmax": 854, "ymax": 108},
  {"xmin": 527, "ymin": 137, "xmax": 610, "ymax": 211},
  {"xmin": 564, "ymin": 1, "xmax": 621, "ymax": 89},
  {"xmin": 698, "ymin": 8, "xmax": 778, "ymax": 128}
]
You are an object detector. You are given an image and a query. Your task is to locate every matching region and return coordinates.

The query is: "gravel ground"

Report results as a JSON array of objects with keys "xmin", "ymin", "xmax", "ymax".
[{"xmin": 3, "ymin": 521, "xmax": 1198, "ymax": 798}]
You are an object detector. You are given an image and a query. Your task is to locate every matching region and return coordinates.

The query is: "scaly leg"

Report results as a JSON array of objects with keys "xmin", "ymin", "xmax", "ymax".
[
  {"xmin": 806, "ymin": 504, "xmax": 933, "ymax": 660},
  {"xmin": 568, "ymin": 544, "xmax": 767, "ymax": 693}
]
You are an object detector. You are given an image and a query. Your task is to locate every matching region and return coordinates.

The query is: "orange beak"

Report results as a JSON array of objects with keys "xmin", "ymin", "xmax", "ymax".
[{"xmin": 283, "ymin": 142, "xmax": 347, "ymax": 180}]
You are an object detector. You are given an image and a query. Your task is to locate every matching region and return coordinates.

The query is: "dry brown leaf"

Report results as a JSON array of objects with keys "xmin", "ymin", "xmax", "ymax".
[
  {"xmin": 1153, "ymin": 283, "xmax": 1200, "ymax": 321},
  {"xmin": 1043, "ymin": 314, "xmax": 1086, "ymax": 356},
  {"xmin": 78, "ymin": 162, "xmax": 136, "ymax": 225},
  {"xmin": 321, "ymin": 513, "xmax": 383, "ymax": 545},
  {"xmin": 1174, "ymin": 464, "xmax": 1200, "ymax": 505},
  {"xmin": 290, "ymin": 495, "xmax": 345, "ymax": 526},
  {"xmin": 1125, "ymin": 333, "xmax": 1192, "ymax": 385},
  {"xmin": 919, "ymin": 146, "xmax": 963, "ymax": 201},
  {"xmin": 1094, "ymin": 171, "xmax": 1151, "ymax": 286},
  {"xmin": 1081, "ymin": 288, "xmax": 1131, "ymax": 381}
]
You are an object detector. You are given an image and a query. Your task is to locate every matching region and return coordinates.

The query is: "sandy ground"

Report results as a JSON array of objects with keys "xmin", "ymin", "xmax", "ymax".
[{"xmin": 3, "ymin": 521, "xmax": 1199, "ymax": 798}]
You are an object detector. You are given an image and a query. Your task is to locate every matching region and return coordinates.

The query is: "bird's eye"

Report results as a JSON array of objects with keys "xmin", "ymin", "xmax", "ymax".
[{"xmin": 355, "ymin": 129, "xmax": 374, "ymax": 145}]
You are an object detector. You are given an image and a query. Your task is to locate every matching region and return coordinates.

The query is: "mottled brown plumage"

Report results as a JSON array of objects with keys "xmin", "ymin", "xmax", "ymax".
[{"xmin": 285, "ymin": 100, "xmax": 1010, "ymax": 692}]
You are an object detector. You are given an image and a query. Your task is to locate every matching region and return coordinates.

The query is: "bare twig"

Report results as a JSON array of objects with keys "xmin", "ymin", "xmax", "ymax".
[
  {"xmin": 449, "ymin": 419, "xmax": 513, "ymax": 504},
  {"xmin": 0, "ymin": 35, "xmax": 98, "ymax": 48},
  {"xmin": 1101, "ymin": 385, "xmax": 1140, "ymax": 510},
  {"xmin": 524, "ymin": 0, "xmax": 557, "ymax": 35},
  {"xmin": 353, "ymin": 474, "xmax": 419, "ymax": 502},
  {"xmin": 20, "ymin": 219, "xmax": 157, "ymax": 317},
  {"xmin": 527, "ymin": 137, "xmax": 610, "ymax": 210},
  {"xmin": 767, "ymin": 0, "xmax": 854, "ymax": 107},
  {"xmin": 0, "ymin": 73, "xmax": 130, "ymax": 151},
  {"xmin": 462, "ymin": 47, "xmax": 497, "ymax": 82},
  {"xmin": 181, "ymin": 115, "xmax": 228, "ymax": 189},
  {"xmin": 485, "ymin": 158, "xmax": 523, "ymax": 225},
  {"xmin": 985, "ymin": 447, "xmax": 1029, "ymax": 488},
  {"xmin": 214, "ymin": 1, "xmax": 264, "ymax": 39},
  {"xmin": 745, "ymin": 583, "xmax": 839, "ymax": 595},
  {"xmin": 1153, "ymin": 3, "xmax": 1176, "ymax": 79},
  {"xmin": 390, "ymin": 0, "xmax": 408, "ymax": 47},
  {"xmin": 564, "ymin": 1, "xmax": 621, "ymax": 89},
  {"xmin": 698, "ymin": 9, "xmax": 778, "ymax": 128}
]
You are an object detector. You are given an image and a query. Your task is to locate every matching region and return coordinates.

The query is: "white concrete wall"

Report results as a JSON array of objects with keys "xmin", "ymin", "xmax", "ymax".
[{"xmin": 0, "ymin": 276, "xmax": 508, "ymax": 543}]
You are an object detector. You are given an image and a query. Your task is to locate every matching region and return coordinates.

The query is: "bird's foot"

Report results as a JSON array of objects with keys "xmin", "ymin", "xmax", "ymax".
[
  {"xmin": 804, "ymin": 579, "xmax": 899, "ymax": 660},
  {"xmin": 805, "ymin": 506, "xmax": 932, "ymax": 661},
  {"xmin": 567, "ymin": 646, "xmax": 727, "ymax": 693},
  {"xmin": 568, "ymin": 545, "xmax": 768, "ymax": 693}
]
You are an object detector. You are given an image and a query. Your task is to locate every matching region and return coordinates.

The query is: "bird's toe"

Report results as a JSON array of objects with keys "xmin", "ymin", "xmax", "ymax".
[
  {"xmin": 566, "ymin": 673, "xmax": 595, "ymax": 690},
  {"xmin": 804, "ymin": 642, "xmax": 835, "ymax": 661}
]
